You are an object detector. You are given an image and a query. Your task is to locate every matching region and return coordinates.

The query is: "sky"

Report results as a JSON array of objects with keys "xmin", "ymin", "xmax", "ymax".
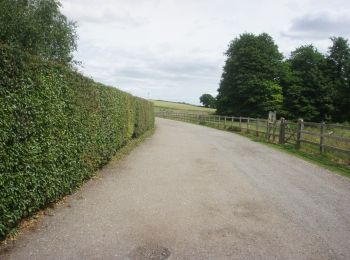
[{"xmin": 60, "ymin": 0, "xmax": 350, "ymax": 105}]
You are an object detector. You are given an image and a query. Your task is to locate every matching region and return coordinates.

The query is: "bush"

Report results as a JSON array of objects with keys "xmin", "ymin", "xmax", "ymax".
[{"xmin": 0, "ymin": 44, "xmax": 154, "ymax": 239}]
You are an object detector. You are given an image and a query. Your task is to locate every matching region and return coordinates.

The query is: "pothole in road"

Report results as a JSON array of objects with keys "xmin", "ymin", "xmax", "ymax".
[{"xmin": 129, "ymin": 244, "xmax": 170, "ymax": 260}]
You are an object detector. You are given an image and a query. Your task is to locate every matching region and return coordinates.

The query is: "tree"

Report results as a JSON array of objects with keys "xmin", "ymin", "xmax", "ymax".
[
  {"xmin": 200, "ymin": 94, "xmax": 216, "ymax": 108},
  {"xmin": 326, "ymin": 37, "xmax": 350, "ymax": 122},
  {"xmin": 283, "ymin": 45, "xmax": 333, "ymax": 121},
  {"xmin": 216, "ymin": 33, "xmax": 284, "ymax": 117},
  {"xmin": 0, "ymin": 0, "xmax": 77, "ymax": 63}
]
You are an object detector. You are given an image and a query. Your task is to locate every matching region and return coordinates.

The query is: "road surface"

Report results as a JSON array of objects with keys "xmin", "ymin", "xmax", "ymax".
[{"xmin": 1, "ymin": 118, "xmax": 350, "ymax": 259}]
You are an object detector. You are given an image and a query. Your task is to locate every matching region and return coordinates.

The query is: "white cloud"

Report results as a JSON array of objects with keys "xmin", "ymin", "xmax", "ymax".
[
  {"xmin": 281, "ymin": 11, "xmax": 350, "ymax": 40},
  {"xmin": 60, "ymin": 0, "xmax": 350, "ymax": 104}
]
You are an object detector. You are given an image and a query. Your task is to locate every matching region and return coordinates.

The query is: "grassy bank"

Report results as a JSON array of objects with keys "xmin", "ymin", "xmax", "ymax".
[
  {"xmin": 200, "ymin": 121, "xmax": 350, "ymax": 177},
  {"xmin": 152, "ymin": 100, "xmax": 215, "ymax": 114},
  {"xmin": 157, "ymin": 113, "xmax": 350, "ymax": 178}
]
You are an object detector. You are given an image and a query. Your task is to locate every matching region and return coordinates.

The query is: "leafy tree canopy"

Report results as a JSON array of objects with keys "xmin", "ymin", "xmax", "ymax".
[
  {"xmin": 283, "ymin": 45, "xmax": 333, "ymax": 121},
  {"xmin": 326, "ymin": 37, "xmax": 350, "ymax": 121},
  {"xmin": 216, "ymin": 33, "xmax": 350, "ymax": 122},
  {"xmin": 216, "ymin": 33, "xmax": 284, "ymax": 117},
  {"xmin": 199, "ymin": 94, "xmax": 216, "ymax": 108},
  {"xmin": 0, "ymin": 0, "xmax": 77, "ymax": 63}
]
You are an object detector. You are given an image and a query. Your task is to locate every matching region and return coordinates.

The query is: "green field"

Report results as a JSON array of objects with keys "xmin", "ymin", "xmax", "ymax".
[{"xmin": 152, "ymin": 100, "xmax": 216, "ymax": 114}]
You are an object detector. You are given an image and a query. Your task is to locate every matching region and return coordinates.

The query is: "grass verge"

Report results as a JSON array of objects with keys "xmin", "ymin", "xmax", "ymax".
[
  {"xmin": 263, "ymin": 142, "xmax": 350, "ymax": 178},
  {"xmin": 206, "ymin": 122, "xmax": 350, "ymax": 178},
  {"xmin": 109, "ymin": 127, "xmax": 155, "ymax": 164},
  {"xmin": 164, "ymin": 118, "xmax": 350, "ymax": 178}
]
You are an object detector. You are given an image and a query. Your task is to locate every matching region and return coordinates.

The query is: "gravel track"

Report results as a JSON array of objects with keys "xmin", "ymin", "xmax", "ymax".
[{"xmin": 2, "ymin": 118, "xmax": 350, "ymax": 259}]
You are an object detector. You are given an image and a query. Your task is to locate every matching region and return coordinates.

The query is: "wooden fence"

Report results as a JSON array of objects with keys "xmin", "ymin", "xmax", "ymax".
[{"xmin": 156, "ymin": 111, "xmax": 350, "ymax": 164}]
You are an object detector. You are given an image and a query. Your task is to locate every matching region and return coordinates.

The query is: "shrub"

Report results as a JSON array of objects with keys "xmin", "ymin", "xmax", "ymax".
[{"xmin": 0, "ymin": 44, "xmax": 154, "ymax": 239}]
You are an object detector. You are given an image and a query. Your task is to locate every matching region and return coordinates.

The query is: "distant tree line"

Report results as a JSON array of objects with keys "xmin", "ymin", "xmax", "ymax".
[{"xmin": 201, "ymin": 33, "xmax": 350, "ymax": 122}]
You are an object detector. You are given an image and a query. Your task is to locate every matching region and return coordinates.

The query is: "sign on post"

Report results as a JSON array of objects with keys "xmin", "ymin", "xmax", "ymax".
[{"xmin": 268, "ymin": 111, "xmax": 277, "ymax": 123}]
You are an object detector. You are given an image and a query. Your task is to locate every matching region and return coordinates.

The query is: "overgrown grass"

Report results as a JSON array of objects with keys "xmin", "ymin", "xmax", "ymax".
[{"xmin": 263, "ymin": 143, "xmax": 350, "ymax": 178}]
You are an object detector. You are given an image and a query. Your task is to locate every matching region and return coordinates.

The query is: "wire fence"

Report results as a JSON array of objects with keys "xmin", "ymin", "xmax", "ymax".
[{"xmin": 156, "ymin": 111, "xmax": 350, "ymax": 165}]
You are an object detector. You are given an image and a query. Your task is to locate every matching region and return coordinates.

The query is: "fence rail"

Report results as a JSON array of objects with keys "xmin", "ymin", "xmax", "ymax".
[{"xmin": 156, "ymin": 111, "xmax": 350, "ymax": 164}]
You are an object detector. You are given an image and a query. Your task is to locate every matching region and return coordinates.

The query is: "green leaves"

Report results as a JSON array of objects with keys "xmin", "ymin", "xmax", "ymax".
[
  {"xmin": 0, "ymin": 44, "xmax": 154, "ymax": 240},
  {"xmin": 217, "ymin": 33, "xmax": 350, "ymax": 122},
  {"xmin": 217, "ymin": 33, "xmax": 284, "ymax": 117},
  {"xmin": 283, "ymin": 45, "xmax": 331, "ymax": 121},
  {"xmin": 327, "ymin": 37, "xmax": 350, "ymax": 122},
  {"xmin": 0, "ymin": 0, "xmax": 77, "ymax": 64},
  {"xmin": 199, "ymin": 94, "xmax": 216, "ymax": 108}
]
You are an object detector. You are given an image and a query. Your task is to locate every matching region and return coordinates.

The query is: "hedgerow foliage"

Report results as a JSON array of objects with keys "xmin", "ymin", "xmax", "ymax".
[{"xmin": 0, "ymin": 44, "xmax": 154, "ymax": 239}]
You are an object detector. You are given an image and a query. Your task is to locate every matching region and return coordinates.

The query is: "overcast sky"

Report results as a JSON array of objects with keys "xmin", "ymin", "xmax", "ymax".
[{"xmin": 60, "ymin": 0, "xmax": 350, "ymax": 104}]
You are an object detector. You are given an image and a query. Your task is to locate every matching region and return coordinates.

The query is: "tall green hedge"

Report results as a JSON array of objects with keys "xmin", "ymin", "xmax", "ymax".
[{"xmin": 0, "ymin": 44, "xmax": 154, "ymax": 239}]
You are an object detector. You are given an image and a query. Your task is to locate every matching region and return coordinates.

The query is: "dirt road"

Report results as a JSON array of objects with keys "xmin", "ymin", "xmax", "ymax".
[{"xmin": 2, "ymin": 118, "xmax": 350, "ymax": 259}]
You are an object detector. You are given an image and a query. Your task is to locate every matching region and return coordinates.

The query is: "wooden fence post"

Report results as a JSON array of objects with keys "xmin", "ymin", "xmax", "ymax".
[
  {"xmin": 272, "ymin": 121, "xmax": 277, "ymax": 143},
  {"xmin": 256, "ymin": 118, "xmax": 259, "ymax": 137},
  {"xmin": 247, "ymin": 118, "xmax": 250, "ymax": 133},
  {"xmin": 224, "ymin": 116, "xmax": 227, "ymax": 128},
  {"xmin": 239, "ymin": 116, "xmax": 242, "ymax": 131},
  {"xmin": 296, "ymin": 119, "xmax": 304, "ymax": 149},
  {"xmin": 265, "ymin": 121, "xmax": 269, "ymax": 141},
  {"xmin": 279, "ymin": 118, "xmax": 285, "ymax": 144},
  {"xmin": 320, "ymin": 122, "xmax": 325, "ymax": 154}
]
